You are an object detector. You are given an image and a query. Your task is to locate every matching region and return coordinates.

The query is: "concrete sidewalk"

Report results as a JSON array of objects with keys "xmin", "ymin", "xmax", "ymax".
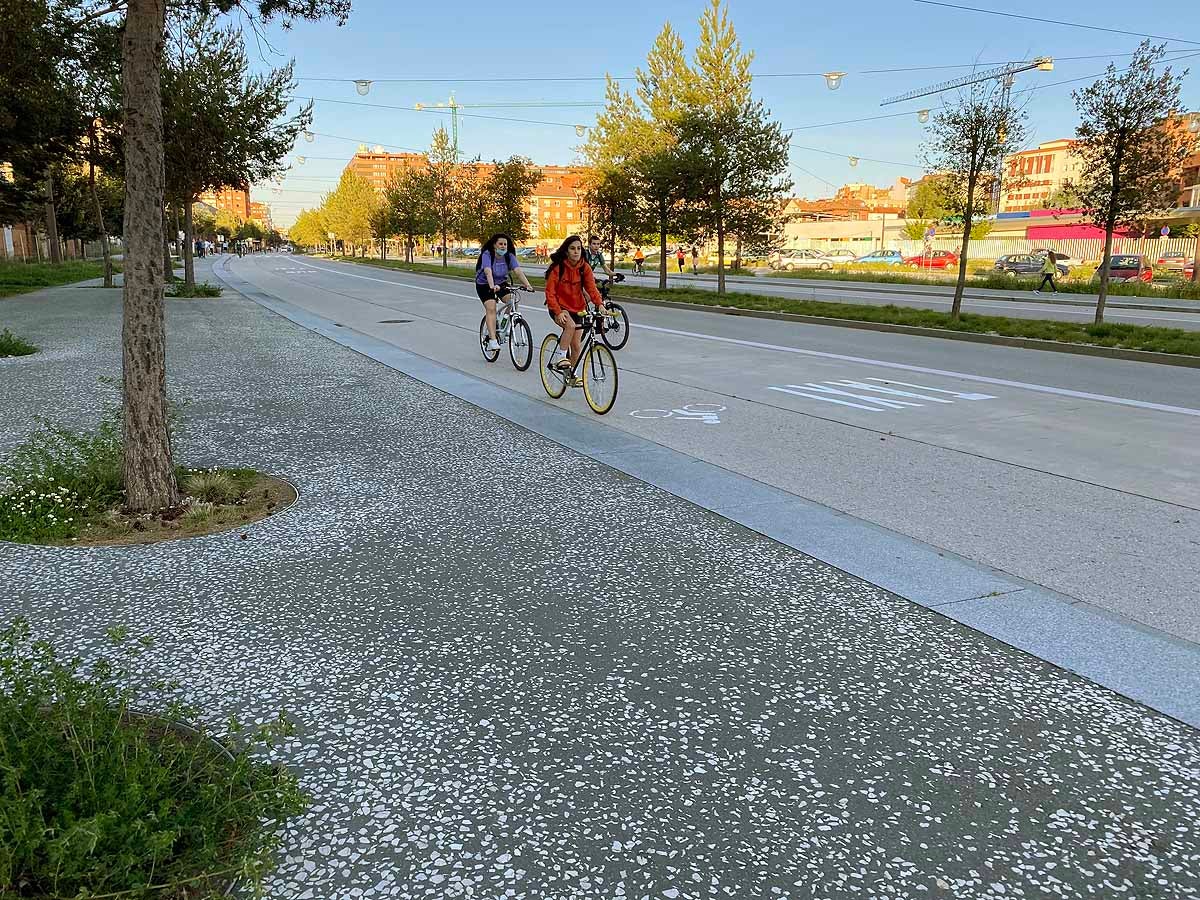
[{"xmin": 1, "ymin": 277, "xmax": 1199, "ymax": 899}]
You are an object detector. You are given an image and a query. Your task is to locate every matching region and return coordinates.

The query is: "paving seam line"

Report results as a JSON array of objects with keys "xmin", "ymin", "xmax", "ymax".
[
  {"xmin": 213, "ymin": 260, "xmax": 1200, "ymax": 731},
  {"xmin": 331, "ymin": 260, "xmax": 1200, "ymax": 369}
]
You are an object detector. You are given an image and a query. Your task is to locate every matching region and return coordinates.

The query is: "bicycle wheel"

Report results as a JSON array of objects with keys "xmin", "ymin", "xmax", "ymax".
[
  {"xmin": 539, "ymin": 333, "xmax": 567, "ymax": 398},
  {"xmin": 601, "ymin": 302, "xmax": 630, "ymax": 351},
  {"xmin": 509, "ymin": 317, "xmax": 533, "ymax": 371},
  {"xmin": 582, "ymin": 342, "xmax": 618, "ymax": 415},
  {"xmin": 479, "ymin": 317, "xmax": 499, "ymax": 363}
]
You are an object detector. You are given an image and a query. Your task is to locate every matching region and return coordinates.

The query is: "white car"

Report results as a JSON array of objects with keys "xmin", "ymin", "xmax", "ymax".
[
  {"xmin": 821, "ymin": 249, "xmax": 860, "ymax": 264},
  {"xmin": 772, "ymin": 249, "xmax": 835, "ymax": 271}
]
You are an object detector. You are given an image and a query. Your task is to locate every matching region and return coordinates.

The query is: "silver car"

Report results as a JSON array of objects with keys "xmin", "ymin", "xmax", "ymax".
[{"xmin": 773, "ymin": 249, "xmax": 835, "ymax": 271}]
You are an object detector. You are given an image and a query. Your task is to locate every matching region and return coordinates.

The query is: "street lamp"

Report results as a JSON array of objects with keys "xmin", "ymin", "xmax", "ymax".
[
  {"xmin": 295, "ymin": 156, "xmax": 305, "ymax": 165},
  {"xmin": 575, "ymin": 125, "xmax": 587, "ymax": 138},
  {"xmin": 848, "ymin": 156, "xmax": 859, "ymax": 168},
  {"xmin": 303, "ymin": 130, "xmax": 314, "ymax": 143},
  {"xmin": 1188, "ymin": 112, "xmax": 1200, "ymax": 134},
  {"xmin": 823, "ymin": 72, "xmax": 846, "ymax": 91},
  {"xmin": 917, "ymin": 109, "xmax": 930, "ymax": 124},
  {"xmin": 354, "ymin": 79, "xmax": 372, "ymax": 96}
]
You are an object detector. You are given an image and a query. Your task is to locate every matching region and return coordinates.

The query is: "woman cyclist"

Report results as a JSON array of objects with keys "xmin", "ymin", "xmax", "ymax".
[
  {"xmin": 476, "ymin": 233, "xmax": 533, "ymax": 351},
  {"xmin": 545, "ymin": 235, "xmax": 605, "ymax": 374}
]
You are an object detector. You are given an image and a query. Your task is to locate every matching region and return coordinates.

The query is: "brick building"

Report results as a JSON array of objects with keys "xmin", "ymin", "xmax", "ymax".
[
  {"xmin": 198, "ymin": 186, "xmax": 252, "ymax": 220},
  {"xmin": 999, "ymin": 139, "xmax": 1081, "ymax": 213},
  {"xmin": 248, "ymin": 201, "xmax": 274, "ymax": 231}
]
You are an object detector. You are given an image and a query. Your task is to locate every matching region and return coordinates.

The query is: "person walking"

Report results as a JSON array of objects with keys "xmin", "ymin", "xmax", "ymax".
[
  {"xmin": 676, "ymin": 247, "xmax": 686, "ymax": 274},
  {"xmin": 1035, "ymin": 253, "xmax": 1059, "ymax": 294},
  {"xmin": 691, "ymin": 246, "xmax": 699, "ymax": 275}
]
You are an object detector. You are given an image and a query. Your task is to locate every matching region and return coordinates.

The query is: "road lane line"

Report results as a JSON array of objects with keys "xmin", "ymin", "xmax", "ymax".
[
  {"xmin": 830, "ymin": 380, "xmax": 955, "ymax": 403},
  {"xmin": 633, "ymin": 323, "xmax": 1200, "ymax": 418},
  {"xmin": 794, "ymin": 384, "xmax": 923, "ymax": 408},
  {"xmin": 271, "ymin": 259, "xmax": 1200, "ymax": 418},
  {"xmin": 767, "ymin": 386, "xmax": 884, "ymax": 411}
]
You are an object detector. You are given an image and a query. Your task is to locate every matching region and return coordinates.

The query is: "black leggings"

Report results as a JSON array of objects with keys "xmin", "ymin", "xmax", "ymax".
[{"xmin": 1038, "ymin": 273, "xmax": 1057, "ymax": 292}]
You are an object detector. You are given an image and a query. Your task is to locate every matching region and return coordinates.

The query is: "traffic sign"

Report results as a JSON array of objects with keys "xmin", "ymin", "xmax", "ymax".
[{"xmin": 1161, "ymin": 226, "xmax": 1170, "ymax": 238}]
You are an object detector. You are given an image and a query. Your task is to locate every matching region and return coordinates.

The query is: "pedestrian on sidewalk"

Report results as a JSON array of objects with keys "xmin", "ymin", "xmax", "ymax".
[
  {"xmin": 691, "ymin": 246, "xmax": 699, "ymax": 274},
  {"xmin": 1035, "ymin": 254, "xmax": 1059, "ymax": 294},
  {"xmin": 676, "ymin": 247, "xmax": 686, "ymax": 273}
]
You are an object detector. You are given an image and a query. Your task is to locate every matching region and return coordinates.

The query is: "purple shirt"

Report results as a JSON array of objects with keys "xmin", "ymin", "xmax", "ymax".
[{"xmin": 475, "ymin": 249, "xmax": 518, "ymax": 285}]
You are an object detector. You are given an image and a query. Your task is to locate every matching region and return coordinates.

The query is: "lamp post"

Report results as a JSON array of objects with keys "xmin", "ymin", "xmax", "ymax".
[
  {"xmin": 823, "ymin": 72, "xmax": 846, "ymax": 91},
  {"xmin": 917, "ymin": 109, "xmax": 930, "ymax": 124},
  {"xmin": 354, "ymin": 80, "xmax": 372, "ymax": 96}
]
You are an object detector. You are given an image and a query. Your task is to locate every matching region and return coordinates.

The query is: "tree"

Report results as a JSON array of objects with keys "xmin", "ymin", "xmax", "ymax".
[
  {"xmin": 426, "ymin": 126, "xmax": 460, "ymax": 267},
  {"xmin": 65, "ymin": 0, "xmax": 350, "ymax": 513},
  {"xmin": 1072, "ymin": 42, "xmax": 1196, "ymax": 321},
  {"xmin": 367, "ymin": 204, "xmax": 394, "ymax": 259},
  {"xmin": 290, "ymin": 206, "xmax": 329, "ymax": 251},
  {"xmin": 163, "ymin": 10, "xmax": 308, "ymax": 286},
  {"xmin": 487, "ymin": 157, "xmax": 541, "ymax": 242},
  {"xmin": 904, "ymin": 175, "xmax": 949, "ymax": 240},
  {"xmin": 383, "ymin": 167, "xmax": 435, "ymax": 263},
  {"xmin": 455, "ymin": 160, "xmax": 491, "ymax": 246},
  {"xmin": 921, "ymin": 84, "xmax": 1025, "ymax": 319},
  {"xmin": 324, "ymin": 171, "xmax": 376, "ymax": 256}
]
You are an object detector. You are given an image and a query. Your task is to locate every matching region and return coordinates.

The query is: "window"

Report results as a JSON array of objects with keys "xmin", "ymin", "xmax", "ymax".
[
  {"xmin": 542, "ymin": 199, "xmax": 550, "ymax": 206},
  {"xmin": 1043, "ymin": 155, "xmax": 1053, "ymax": 173},
  {"xmin": 566, "ymin": 200, "xmax": 574, "ymax": 207},
  {"xmin": 566, "ymin": 212, "xmax": 573, "ymax": 220},
  {"xmin": 554, "ymin": 200, "xmax": 561, "ymax": 207},
  {"xmin": 1035, "ymin": 157, "xmax": 1043, "ymax": 175}
]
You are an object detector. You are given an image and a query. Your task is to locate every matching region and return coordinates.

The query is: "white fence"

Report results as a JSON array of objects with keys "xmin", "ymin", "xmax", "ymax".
[{"xmin": 804, "ymin": 236, "xmax": 1198, "ymax": 264}]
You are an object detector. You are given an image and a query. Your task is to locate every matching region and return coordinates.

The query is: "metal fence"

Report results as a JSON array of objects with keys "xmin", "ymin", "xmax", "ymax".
[{"xmin": 805, "ymin": 236, "xmax": 1198, "ymax": 263}]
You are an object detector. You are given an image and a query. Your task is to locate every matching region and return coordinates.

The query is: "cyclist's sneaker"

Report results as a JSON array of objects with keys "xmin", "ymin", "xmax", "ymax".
[
  {"xmin": 487, "ymin": 339, "xmax": 501, "ymax": 352},
  {"xmin": 568, "ymin": 376, "xmax": 584, "ymax": 388}
]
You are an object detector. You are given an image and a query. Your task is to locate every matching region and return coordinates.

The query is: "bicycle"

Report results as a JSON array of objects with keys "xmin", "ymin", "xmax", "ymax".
[
  {"xmin": 538, "ymin": 308, "xmax": 619, "ymax": 415},
  {"xmin": 592, "ymin": 273, "xmax": 629, "ymax": 351},
  {"xmin": 479, "ymin": 285, "xmax": 535, "ymax": 371}
]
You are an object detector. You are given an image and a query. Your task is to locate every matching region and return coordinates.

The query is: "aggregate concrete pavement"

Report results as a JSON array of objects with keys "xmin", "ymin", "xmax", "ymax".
[
  {"xmin": 214, "ymin": 254, "xmax": 1200, "ymax": 653},
  {"xmin": 3, "ymin": 278, "xmax": 1200, "ymax": 899}
]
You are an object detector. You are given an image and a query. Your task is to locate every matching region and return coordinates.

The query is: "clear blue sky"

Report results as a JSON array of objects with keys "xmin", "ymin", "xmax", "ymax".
[{"xmin": 250, "ymin": 0, "xmax": 1200, "ymax": 226}]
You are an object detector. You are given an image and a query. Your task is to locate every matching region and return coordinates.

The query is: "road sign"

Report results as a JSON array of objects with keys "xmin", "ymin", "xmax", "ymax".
[
  {"xmin": 1161, "ymin": 226, "xmax": 1170, "ymax": 238},
  {"xmin": 925, "ymin": 226, "xmax": 937, "ymax": 239}
]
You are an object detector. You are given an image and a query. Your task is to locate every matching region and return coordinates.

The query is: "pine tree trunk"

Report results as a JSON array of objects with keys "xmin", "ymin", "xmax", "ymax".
[
  {"xmin": 658, "ymin": 198, "xmax": 668, "ymax": 291},
  {"xmin": 121, "ymin": 0, "xmax": 178, "ymax": 513},
  {"xmin": 44, "ymin": 171, "xmax": 62, "ymax": 264},
  {"xmin": 163, "ymin": 207, "xmax": 173, "ymax": 281},
  {"xmin": 183, "ymin": 201, "xmax": 195, "ymax": 287},
  {"xmin": 441, "ymin": 227, "xmax": 447, "ymax": 267},
  {"xmin": 1096, "ymin": 212, "xmax": 1117, "ymax": 325},
  {"xmin": 87, "ymin": 143, "xmax": 114, "ymax": 289}
]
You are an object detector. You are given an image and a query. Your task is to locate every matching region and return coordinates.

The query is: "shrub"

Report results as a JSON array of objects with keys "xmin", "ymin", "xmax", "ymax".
[
  {"xmin": 0, "ymin": 410, "xmax": 124, "ymax": 516},
  {"xmin": 0, "ymin": 327, "xmax": 38, "ymax": 357},
  {"xmin": 0, "ymin": 617, "xmax": 307, "ymax": 898},
  {"xmin": 182, "ymin": 500, "xmax": 217, "ymax": 526},
  {"xmin": 166, "ymin": 282, "xmax": 223, "ymax": 298}
]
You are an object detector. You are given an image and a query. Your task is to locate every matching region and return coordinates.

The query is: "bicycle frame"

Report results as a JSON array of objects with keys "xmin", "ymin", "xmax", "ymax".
[{"xmin": 556, "ymin": 312, "xmax": 604, "ymax": 378}]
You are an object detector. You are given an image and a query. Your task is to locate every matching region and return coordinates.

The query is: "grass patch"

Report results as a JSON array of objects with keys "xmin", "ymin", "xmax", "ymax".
[
  {"xmin": 0, "ymin": 259, "xmax": 121, "ymax": 298},
  {"xmin": 166, "ymin": 281, "xmax": 223, "ymax": 298},
  {"xmin": 0, "ymin": 327, "xmax": 38, "ymax": 357},
  {"xmin": 341, "ymin": 254, "xmax": 1200, "ymax": 355},
  {"xmin": 0, "ymin": 406, "xmax": 293, "ymax": 546},
  {"xmin": 0, "ymin": 617, "xmax": 306, "ymax": 898}
]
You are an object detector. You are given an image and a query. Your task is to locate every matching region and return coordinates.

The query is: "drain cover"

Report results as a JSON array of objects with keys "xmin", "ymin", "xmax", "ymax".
[{"xmin": 378, "ymin": 319, "xmax": 413, "ymax": 324}]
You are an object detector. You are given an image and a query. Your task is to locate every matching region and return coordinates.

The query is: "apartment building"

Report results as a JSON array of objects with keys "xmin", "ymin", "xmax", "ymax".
[
  {"xmin": 198, "ymin": 186, "xmax": 251, "ymax": 220},
  {"xmin": 248, "ymin": 201, "xmax": 274, "ymax": 231},
  {"xmin": 343, "ymin": 146, "xmax": 427, "ymax": 192},
  {"xmin": 999, "ymin": 139, "xmax": 1082, "ymax": 213}
]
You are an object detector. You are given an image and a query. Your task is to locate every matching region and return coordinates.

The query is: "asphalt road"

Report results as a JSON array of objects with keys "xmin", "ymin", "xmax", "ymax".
[{"xmin": 219, "ymin": 254, "xmax": 1200, "ymax": 647}]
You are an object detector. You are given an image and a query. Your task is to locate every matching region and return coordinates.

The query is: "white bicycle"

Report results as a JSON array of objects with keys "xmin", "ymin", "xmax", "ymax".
[{"xmin": 480, "ymin": 285, "xmax": 535, "ymax": 371}]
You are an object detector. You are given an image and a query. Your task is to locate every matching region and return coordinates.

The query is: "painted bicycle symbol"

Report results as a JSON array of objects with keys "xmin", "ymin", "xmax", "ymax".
[{"xmin": 629, "ymin": 403, "xmax": 725, "ymax": 425}]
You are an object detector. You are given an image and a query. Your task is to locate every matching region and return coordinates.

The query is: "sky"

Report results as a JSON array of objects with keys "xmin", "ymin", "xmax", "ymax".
[{"xmin": 244, "ymin": 0, "xmax": 1200, "ymax": 227}]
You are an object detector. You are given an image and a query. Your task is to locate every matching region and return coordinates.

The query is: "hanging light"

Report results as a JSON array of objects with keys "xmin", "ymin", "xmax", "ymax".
[
  {"xmin": 295, "ymin": 156, "xmax": 305, "ymax": 165},
  {"xmin": 303, "ymin": 130, "xmax": 314, "ymax": 143},
  {"xmin": 823, "ymin": 72, "xmax": 846, "ymax": 91},
  {"xmin": 354, "ymin": 79, "xmax": 372, "ymax": 96},
  {"xmin": 575, "ymin": 125, "xmax": 587, "ymax": 138},
  {"xmin": 1188, "ymin": 113, "xmax": 1200, "ymax": 134},
  {"xmin": 917, "ymin": 109, "xmax": 930, "ymax": 124},
  {"xmin": 848, "ymin": 156, "xmax": 859, "ymax": 168}
]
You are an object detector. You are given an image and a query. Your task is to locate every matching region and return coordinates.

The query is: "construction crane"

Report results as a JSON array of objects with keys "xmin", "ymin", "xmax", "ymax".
[
  {"xmin": 881, "ymin": 57, "xmax": 1055, "ymax": 212},
  {"xmin": 413, "ymin": 93, "xmax": 601, "ymax": 157}
]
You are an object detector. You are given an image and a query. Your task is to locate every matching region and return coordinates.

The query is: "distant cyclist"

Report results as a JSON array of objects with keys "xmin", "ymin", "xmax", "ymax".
[
  {"xmin": 585, "ymin": 235, "xmax": 615, "ymax": 282},
  {"xmin": 545, "ymin": 235, "xmax": 605, "ymax": 374},
  {"xmin": 632, "ymin": 247, "xmax": 645, "ymax": 275},
  {"xmin": 476, "ymin": 233, "xmax": 533, "ymax": 351}
]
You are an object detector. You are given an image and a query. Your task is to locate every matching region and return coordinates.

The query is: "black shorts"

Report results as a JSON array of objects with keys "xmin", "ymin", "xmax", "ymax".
[
  {"xmin": 550, "ymin": 309, "xmax": 584, "ymax": 326},
  {"xmin": 475, "ymin": 282, "xmax": 509, "ymax": 303}
]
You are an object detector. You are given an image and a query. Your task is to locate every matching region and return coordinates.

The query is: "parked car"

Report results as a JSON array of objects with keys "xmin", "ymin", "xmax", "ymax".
[
  {"xmin": 1031, "ymin": 248, "xmax": 1080, "ymax": 268},
  {"xmin": 994, "ymin": 254, "xmax": 1068, "ymax": 278},
  {"xmin": 1156, "ymin": 252, "xmax": 1191, "ymax": 272},
  {"xmin": 1092, "ymin": 254, "xmax": 1154, "ymax": 283},
  {"xmin": 854, "ymin": 250, "xmax": 905, "ymax": 265},
  {"xmin": 1185, "ymin": 261, "xmax": 1195, "ymax": 280},
  {"xmin": 822, "ymin": 249, "xmax": 860, "ymax": 264},
  {"xmin": 772, "ymin": 248, "xmax": 835, "ymax": 271},
  {"xmin": 903, "ymin": 250, "xmax": 959, "ymax": 270},
  {"xmin": 515, "ymin": 247, "xmax": 538, "ymax": 259}
]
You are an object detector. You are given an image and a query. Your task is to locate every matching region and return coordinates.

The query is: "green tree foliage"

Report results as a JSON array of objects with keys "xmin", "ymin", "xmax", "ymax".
[
  {"xmin": 325, "ymin": 171, "xmax": 377, "ymax": 255},
  {"xmin": 52, "ymin": 166, "xmax": 123, "ymax": 244},
  {"xmin": 162, "ymin": 10, "xmax": 309, "ymax": 285},
  {"xmin": 426, "ymin": 126, "xmax": 460, "ymax": 267},
  {"xmin": 486, "ymin": 157, "xmax": 542, "ymax": 242},
  {"xmin": 383, "ymin": 167, "xmax": 436, "ymax": 262},
  {"xmin": 1071, "ymin": 41, "xmax": 1197, "ymax": 319},
  {"xmin": 921, "ymin": 84, "xmax": 1026, "ymax": 319}
]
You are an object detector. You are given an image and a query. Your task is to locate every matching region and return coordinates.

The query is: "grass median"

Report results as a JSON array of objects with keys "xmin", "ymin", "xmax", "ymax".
[
  {"xmin": 336, "ymin": 255, "xmax": 1200, "ymax": 357},
  {"xmin": 0, "ymin": 259, "xmax": 121, "ymax": 298}
]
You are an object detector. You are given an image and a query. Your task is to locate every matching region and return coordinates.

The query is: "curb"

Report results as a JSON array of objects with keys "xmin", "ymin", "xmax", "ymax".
[
  {"xmin": 215, "ymin": 258, "xmax": 1200, "ymax": 731},
  {"xmin": 336, "ymin": 258, "xmax": 1200, "ymax": 369}
]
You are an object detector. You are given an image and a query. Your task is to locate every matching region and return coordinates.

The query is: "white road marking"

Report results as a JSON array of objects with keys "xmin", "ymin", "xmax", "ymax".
[
  {"xmin": 767, "ymin": 386, "xmax": 883, "ymax": 412},
  {"xmin": 791, "ymin": 384, "xmax": 922, "ymax": 409},
  {"xmin": 830, "ymin": 380, "xmax": 955, "ymax": 403},
  {"xmin": 633, "ymin": 323, "xmax": 1200, "ymax": 419},
  {"xmin": 629, "ymin": 403, "xmax": 725, "ymax": 424},
  {"xmin": 865, "ymin": 378, "xmax": 996, "ymax": 401},
  {"xmin": 259, "ymin": 259, "xmax": 1200, "ymax": 419}
]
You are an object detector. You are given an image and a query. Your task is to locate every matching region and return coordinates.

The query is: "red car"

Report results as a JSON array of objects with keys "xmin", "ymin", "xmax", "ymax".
[
  {"xmin": 1092, "ymin": 254, "xmax": 1153, "ymax": 284},
  {"xmin": 903, "ymin": 250, "xmax": 959, "ymax": 270}
]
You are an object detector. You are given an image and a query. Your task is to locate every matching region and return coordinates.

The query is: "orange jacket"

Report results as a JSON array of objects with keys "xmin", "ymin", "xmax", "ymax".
[{"xmin": 545, "ymin": 259, "xmax": 602, "ymax": 315}]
